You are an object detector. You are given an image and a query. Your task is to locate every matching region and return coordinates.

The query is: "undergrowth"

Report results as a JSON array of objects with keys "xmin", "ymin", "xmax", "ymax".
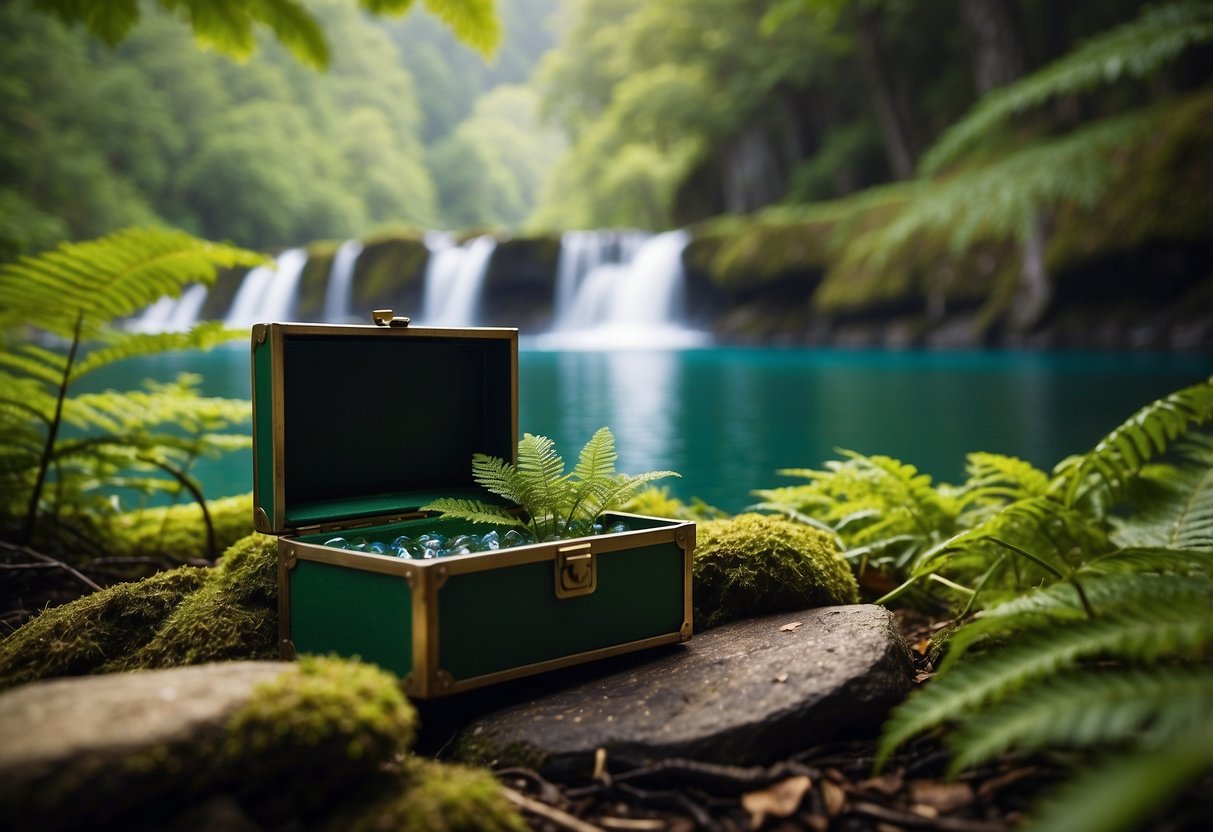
[{"xmin": 760, "ymin": 375, "xmax": 1213, "ymax": 831}]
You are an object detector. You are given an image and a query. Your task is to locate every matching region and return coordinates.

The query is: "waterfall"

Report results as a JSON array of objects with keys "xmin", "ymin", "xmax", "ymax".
[
  {"xmin": 553, "ymin": 230, "xmax": 648, "ymax": 325},
  {"xmin": 420, "ymin": 234, "xmax": 497, "ymax": 326},
  {"xmin": 224, "ymin": 248, "xmax": 308, "ymax": 329},
  {"xmin": 128, "ymin": 283, "xmax": 210, "ymax": 333},
  {"xmin": 539, "ymin": 229, "xmax": 707, "ymax": 350},
  {"xmin": 322, "ymin": 239, "xmax": 363, "ymax": 323}
]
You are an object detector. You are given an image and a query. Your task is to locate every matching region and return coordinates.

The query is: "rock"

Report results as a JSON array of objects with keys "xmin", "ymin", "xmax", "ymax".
[
  {"xmin": 456, "ymin": 604, "xmax": 913, "ymax": 779},
  {"xmin": 0, "ymin": 661, "xmax": 288, "ymax": 830},
  {"xmin": 0, "ymin": 657, "xmax": 422, "ymax": 832}
]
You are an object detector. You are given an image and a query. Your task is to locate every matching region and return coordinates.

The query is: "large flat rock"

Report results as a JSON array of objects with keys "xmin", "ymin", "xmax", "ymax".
[{"xmin": 456, "ymin": 604, "xmax": 912, "ymax": 779}]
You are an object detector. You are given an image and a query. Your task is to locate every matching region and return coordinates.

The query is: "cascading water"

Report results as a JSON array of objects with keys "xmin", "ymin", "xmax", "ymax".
[
  {"xmin": 321, "ymin": 239, "xmax": 363, "ymax": 323},
  {"xmin": 224, "ymin": 248, "xmax": 308, "ymax": 329},
  {"xmin": 128, "ymin": 283, "xmax": 209, "ymax": 333},
  {"xmin": 540, "ymin": 229, "xmax": 707, "ymax": 350},
  {"xmin": 420, "ymin": 233, "xmax": 497, "ymax": 326}
]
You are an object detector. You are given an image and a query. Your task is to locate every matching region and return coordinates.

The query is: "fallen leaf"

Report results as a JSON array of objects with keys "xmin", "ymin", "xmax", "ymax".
[
  {"xmin": 911, "ymin": 638, "xmax": 931, "ymax": 655},
  {"xmin": 909, "ymin": 780, "xmax": 974, "ymax": 813},
  {"xmin": 773, "ymin": 672, "xmax": 789, "ymax": 683},
  {"xmin": 820, "ymin": 779, "xmax": 846, "ymax": 816},
  {"xmin": 741, "ymin": 775, "xmax": 812, "ymax": 830},
  {"xmin": 779, "ymin": 622, "xmax": 803, "ymax": 632},
  {"xmin": 858, "ymin": 772, "xmax": 903, "ymax": 796}
]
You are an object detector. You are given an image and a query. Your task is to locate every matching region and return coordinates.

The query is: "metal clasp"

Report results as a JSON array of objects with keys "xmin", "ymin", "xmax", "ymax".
[
  {"xmin": 372, "ymin": 309, "xmax": 410, "ymax": 328},
  {"xmin": 555, "ymin": 543, "xmax": 596, "ymax": 599}
]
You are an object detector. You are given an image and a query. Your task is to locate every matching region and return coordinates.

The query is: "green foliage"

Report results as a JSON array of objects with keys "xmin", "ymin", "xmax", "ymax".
[
  {"xmin": 693, "ymin": 513, "xmax": 859, "ymax": 629},
  {"xmin": 0, "ymin": 532, "xmax": 279, "ymax": 690},
  {"xmin": 0, "ymin": 228, "xmax": 262, "ymax": 546},
  {"xmin": 30, "ymin": 0, "xmax": 500, "ymax": 68},
  {"xmin": 922, "ymin": 1, "xmax": 1213, "ymax": 175},
  {"xmin": 421, "ymin": 427, "xmax": 679, "ymax": 541},
  {"xmin": 814, "ymin": 376, "xmax": 1213, "ymax": 832}
]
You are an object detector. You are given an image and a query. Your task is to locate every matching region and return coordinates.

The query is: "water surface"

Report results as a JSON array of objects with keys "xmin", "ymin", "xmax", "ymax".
[{"xmin": 79, "ymin": 346, "xmax": 1212, "ymax": 513}]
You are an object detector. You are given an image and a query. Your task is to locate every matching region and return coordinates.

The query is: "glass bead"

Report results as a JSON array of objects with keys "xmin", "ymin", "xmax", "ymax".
[
  {"xmin": 349, "ymin": 537, "xmax": 369, "ymax": 551},
  {"xmin": 480, "ymin": 530, "xmax": 500, "ymax": 551},
  {"xmin": 609, "ymin": 522, "xmax": 628, "ymax": 535},
  {"xmin": 503, "ymin": 529, "xmax": 528, "ymax": 548},
  {"xmin": 366, "ymin": 541, "xmax": 388, "ymax": 555},
  {"xmin": 592, "ymin": 523, "xmax": 605, "ymax": 535},
  {"xmin": 324, "ymin": 536, "xmax": 350, "ymax": 549},
  {"xmin": 390, "ymin": 535, "xmax": 416, "ymax": 558}
]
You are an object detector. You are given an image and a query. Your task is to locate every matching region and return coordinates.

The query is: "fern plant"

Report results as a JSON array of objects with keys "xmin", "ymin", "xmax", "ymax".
[
  {"xmin": 866, "ymin": 377, "xmax": 1213, "ymax": 832},
  {"xmin": 421, "ymin": 427, "xmax": 679, "ymax": 542},
  {"xmin": 0, "ymin": 226, "xmax": 264, "ymax": 553}
]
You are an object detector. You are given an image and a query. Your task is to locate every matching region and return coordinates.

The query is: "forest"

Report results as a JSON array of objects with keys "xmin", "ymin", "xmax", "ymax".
[{"xmin": 1, "ymin": 1, "xmax": 1212, "ymax": 831}]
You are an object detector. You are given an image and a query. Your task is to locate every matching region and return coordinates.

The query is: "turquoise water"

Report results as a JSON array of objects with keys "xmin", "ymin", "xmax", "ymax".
[{"xmin": 79, "ymin": 345, "xmax": 1212, "ymax": 513}]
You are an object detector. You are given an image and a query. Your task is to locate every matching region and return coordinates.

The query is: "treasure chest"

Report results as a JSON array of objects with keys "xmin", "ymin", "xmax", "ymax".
[{"xmin": 251, "ymin": 313, "xmax": 694, "ymax": 699}]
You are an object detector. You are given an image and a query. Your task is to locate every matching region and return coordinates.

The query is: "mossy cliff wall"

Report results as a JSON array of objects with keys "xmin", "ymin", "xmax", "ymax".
[{"xmin": 204, "ymin": 89, "xmax": 1210, "ymax": 349}]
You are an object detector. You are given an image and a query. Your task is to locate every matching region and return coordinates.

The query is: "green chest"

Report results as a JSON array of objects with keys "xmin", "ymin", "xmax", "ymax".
[{"xmin": 251, "ymin": 317, "xmax": 693, "ymax": 699}]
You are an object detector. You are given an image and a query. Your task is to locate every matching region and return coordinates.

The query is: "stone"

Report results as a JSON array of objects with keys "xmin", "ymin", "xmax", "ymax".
[
  {"xmin": 0, "ymin": 661, "xmax": 289, "ymax": 830},
  {"xmin": 455, "ymin": 604, "xmax": 913, "ymax": 779}
]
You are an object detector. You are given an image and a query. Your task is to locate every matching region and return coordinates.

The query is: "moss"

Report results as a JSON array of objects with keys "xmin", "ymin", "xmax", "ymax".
[
  {"xmin": 107, "ymin": 533, "xmax": 279, "ymax": 670},
  {"xmin": 354, "ymin": 232, "xmax": 430, "ymax": 314},
  {"xmin": 0, "ymin": 533, "xmax": 279, "ymax": 686},
  {"xmin": 296, "ymin": 239, "xmax": 342, "ymax": 319},
  {"xmin": 693, "ymin": 513, "xmax": 859, "ymax": 629},
  {"xmin": 106, "ymin": 493, "xmax": 253, "ymax": 563},
  {"xmin": 328, "ymin": 758, "xmax": 526, "ymax": 832},
  {"xmin": 0, "ymin": 566, "xmax": 207, "ymax": 691},
  {"xmin": 217, "ymin": 656, "xmax": 416, "ymax": 818}
]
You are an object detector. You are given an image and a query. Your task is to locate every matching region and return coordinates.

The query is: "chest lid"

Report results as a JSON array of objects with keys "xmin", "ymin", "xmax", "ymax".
[{"xmin": 251, "ymin": 317, "xmax": 518, "ymax": 535}]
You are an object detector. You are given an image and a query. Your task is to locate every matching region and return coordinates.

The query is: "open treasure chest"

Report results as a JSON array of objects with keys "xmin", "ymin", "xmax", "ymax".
[{"xmin": 251, "ymin": 312, "xmax": 694, "ymax": 699}]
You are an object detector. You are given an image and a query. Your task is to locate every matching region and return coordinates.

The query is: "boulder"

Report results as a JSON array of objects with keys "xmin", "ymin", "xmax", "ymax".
[{"xmin": 456, "ymin": 604, "xmax": 913, "ymax": 779}]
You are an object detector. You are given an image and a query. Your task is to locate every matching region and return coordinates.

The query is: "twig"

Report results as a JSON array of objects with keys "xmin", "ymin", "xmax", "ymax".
[
  {"xmin": 5, "ymin": 546, "xmax": 102, "ymax": 592},
  {"xmin": 500, "ymin": 786, "xmax": 605, "ymax": 832},
  {"xmin": 849, "ymin": 799, "xmax": 1007, "ymax": 832}
]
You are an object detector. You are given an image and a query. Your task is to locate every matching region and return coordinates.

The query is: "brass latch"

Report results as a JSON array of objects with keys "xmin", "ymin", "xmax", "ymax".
[
  {"xmin": 372, "ymin": 309, "xmax": 411, "ymax": 328},
  {"xmin": 555, "ymin": 543, "xmax": 596, "ymax": 599}
]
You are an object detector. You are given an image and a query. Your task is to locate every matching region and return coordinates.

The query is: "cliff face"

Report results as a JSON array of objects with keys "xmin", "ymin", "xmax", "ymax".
[{"xmin": 202, "ymin": 91, "xmax": 1211, "ymax": 350}]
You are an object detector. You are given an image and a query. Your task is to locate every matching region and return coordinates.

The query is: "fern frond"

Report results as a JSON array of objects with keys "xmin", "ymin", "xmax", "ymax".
[
  {"xmin": 1111, "ymin": 437, "xmax": 1213, "ymax": 552},
  {"xmin": 588, "ymin": 470, "xmax": 681, "ymax": 518},
  {"xmin": 470, "ymin": 452, "xmax": 521, "ymax": 504},
  {"xmin": 948, "ymin": 666, "xmax": 1213, "ymax": 775},
  {"xmin": 855, "ymin": 113, "xmax": 1149, "ymax": 265},
  {"xmin": 515, "ymin": 432, "xmax": 568, "ymax": 520},
  {"xmin": 72, "ymin": 323, "xmax": 244, "ymax": 379},
  {"xmin": 0, "ymin": 227, "xmax": 264, "ymax": 340},
  {"xmin": 1083, "ymin": 546, "xmax": 1213, "ymax": 575},
  {"xmin": 566, "ymin": 426, "xmax": 619, "ymax": 522},
  {"xmin": 960, "ymin": 452, "xmax": 1050, "ymax": 503},
  {"xmin": 922, "ymin": 0, "xmax": 1213, "ymax": 173},
  {"xmin": 875, "ymin": 602, "xmax": 1213, "ymax": 767},
  {"xmin": 417, "ymin": 498, "xmax": 522, "ymax": 528},
  {"xmin": 1023, "ymin": 714, "xmax": 1213, "ymax": 832},
  {"xmin": 1055, "ymin": 377, "xmax": 1213, "ymax": 509},
  {"xmin": 0, "ymin": 343, "xmax": 69, "ymax": 386},
  {"xmin": 941, "ymin": 572, "xmax": 1213, "ymax": 672}
]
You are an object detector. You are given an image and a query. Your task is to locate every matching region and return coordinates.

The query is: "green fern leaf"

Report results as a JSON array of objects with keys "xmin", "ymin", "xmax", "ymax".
[
  {"xmin": 947, "ymin": 666, "xmax": 1213, "ymax": 775},
  {"xmin": 1055, "ymin": 377, "xmax": 1213, "ymax": 509},
  {"xmin": 417, "ymin": 498, "xmax": 522, "ymax": 528},
  {"xmin": 515, "ymin": 432, "xmax": 568, "ymax": 522},
  {"xmin": 0, "ymin": 344, "xmax": 69, "ymax": 387},
  {"xmin": 922, "ymin": 1, "xmax": 1213, "ymax": 174},
  {"xmin": 1111, "ymin": 438, "xmax": 1213, "ymax": 552},
  {"xmin": 961, "ymin": 452, "xmax": 1050, "ymax": 502},
  {"xmin": 875, "ymin": 604, "xmax": 1213, "ymax": 768},
  {"xmin": 1023, "ymin": 715, "xmax": 1213, "ymax": 832},
  {"xmin": 72, "ymin": 323, "xmax": 245, "ymax": 379},
  {"xmin": 0, "ymin": 227, "xmax": 264, "ymax": 341}
]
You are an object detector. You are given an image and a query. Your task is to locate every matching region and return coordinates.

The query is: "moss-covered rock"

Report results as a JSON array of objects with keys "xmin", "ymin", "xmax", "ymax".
[
  {"xmin": 0, "ymin": 533, "xmax": 279, "ymax": 689},
  {"xmin": 326, "ymin": 758, "xmax": 526, "ymax": 832},
  {"xmin": 693, "ymin": 513, "xmax": 859, "ymax": 629},
  {"xmin": 354, "ymin": 230, "xmax": 430, "ymax": 315},
  {"xmin": 111, "ymin": 533, "xmax": 279, "ymax": 670},
  {"xmin": 0, "ymin": 567, "xmax": 207, "ymax": 691}
]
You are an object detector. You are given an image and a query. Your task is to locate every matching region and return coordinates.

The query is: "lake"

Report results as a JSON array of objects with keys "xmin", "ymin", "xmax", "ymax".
[{"xmin": 80, "ymin": 345, "xmax": 1213, "ymax": 513}]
